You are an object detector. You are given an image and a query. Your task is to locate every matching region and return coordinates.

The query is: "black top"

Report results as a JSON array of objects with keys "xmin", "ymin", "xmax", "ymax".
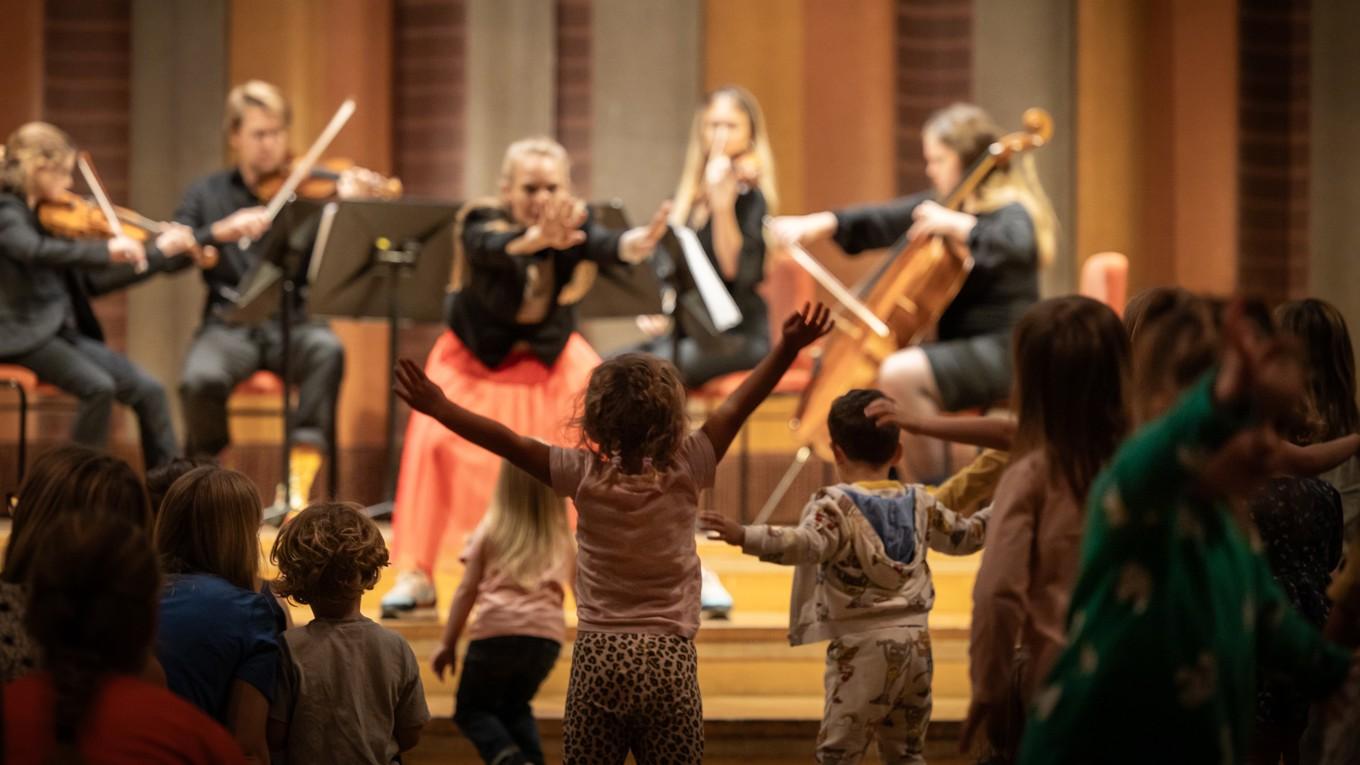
[
  {"xmin": 0, "ymin": 192, "xmax": 179, "ymax": 357},
  {"xmin": 173, "ymin": 168, "xmax": 274, "ymax": 323},
  {"xmin": 444, "ymin": 204, "xmax": 625, "ymax": 370},
  {"xmin": 683, "ymin": 187, "xmax": 769, "ymax": 338},
  {"xmin": 1248, "ymin": 476, "xmax": 1344, "ymax": 724},
  {"xmin": 833, "ymin": 191, "xmax": 1038, "ymax": 340}
]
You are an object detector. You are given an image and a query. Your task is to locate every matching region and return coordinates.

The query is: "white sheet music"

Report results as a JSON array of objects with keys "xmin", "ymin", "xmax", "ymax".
[{"xmin": 671, "ymin": 224, "xmax": 743, "ymax": 333}]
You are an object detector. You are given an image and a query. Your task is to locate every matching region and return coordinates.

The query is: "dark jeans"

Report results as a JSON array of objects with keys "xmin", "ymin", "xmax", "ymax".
[
  {"xmin": 454, "ymin": 636, "xmax": 561, "ymax": 765},
  {"xmin": 3, "ymin": 330, "xmax": 178, "ymax": 469},
  {"xmin": 179, "ymin": 319, "xmax": 344, "ymax": 457}
]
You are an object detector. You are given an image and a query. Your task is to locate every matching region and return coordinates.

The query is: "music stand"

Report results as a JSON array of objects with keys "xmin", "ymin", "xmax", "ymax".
[
  {"xmin": 575, "ymin": 200, "xmax": 669, "ymax": 355},
  {"xmin": 230, "ymin": 199, "xmax": 325, "ymax": 517},
  {"xmin": 306, "ymin": 198, "xmax": 459, "ymax": 518}
]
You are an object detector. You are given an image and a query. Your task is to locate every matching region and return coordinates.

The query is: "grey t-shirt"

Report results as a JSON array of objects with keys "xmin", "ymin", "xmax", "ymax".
[{"xmin": 269, "ymin": 616, "xmax": 429, "ymax": 764}]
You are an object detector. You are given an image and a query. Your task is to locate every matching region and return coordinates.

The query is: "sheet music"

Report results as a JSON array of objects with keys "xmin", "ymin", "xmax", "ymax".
[{"xmin": 671, "ymin": 224, "xmax": 743, "ymax": 333}]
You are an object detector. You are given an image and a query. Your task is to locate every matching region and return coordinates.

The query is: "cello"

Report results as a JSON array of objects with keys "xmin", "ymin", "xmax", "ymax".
[{"xmin": 755, "ymin": 108, "xmax": 1053, "ymax": 520}]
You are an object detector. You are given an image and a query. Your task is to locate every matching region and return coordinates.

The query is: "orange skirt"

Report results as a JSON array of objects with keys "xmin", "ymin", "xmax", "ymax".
[{"xmin": 390, "ymin": 330, "xmax": 598, "ymax": 573}]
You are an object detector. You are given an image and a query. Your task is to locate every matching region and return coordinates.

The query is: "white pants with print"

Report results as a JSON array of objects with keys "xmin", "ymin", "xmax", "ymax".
[{"xmin": 816, "ymin": 626, "xmax": 932, "ymax": 765}]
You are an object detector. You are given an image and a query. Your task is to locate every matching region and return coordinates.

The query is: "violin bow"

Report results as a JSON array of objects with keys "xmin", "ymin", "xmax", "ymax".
[
  {"xmin": 239, "ymin": 97, "xmax": 357, "ymax": 249},
  {"xmin": 77, "ymin": 152, "xmax": 145, "ymax": 273}
]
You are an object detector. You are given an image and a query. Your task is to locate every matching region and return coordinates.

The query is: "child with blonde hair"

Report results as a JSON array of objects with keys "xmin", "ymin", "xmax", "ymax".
[
  {"xmin": 267, "ymin": 502, "xmax": 429, "ymax": 764},
  {"xmin": 434, "ymin": 459, "xmax": 574, "ymax": 765},
  {"xmin": 396, "ymin": 302, "xmax": 833, "ymax": 764}
]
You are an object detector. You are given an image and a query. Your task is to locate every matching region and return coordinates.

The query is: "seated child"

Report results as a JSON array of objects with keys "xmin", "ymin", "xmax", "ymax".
[
  {"xmin": 701, "ymin": 388, "xmax": 990, "ymax": 764},
  {"xmin": 267, "ymin": 503, "xmax": 430, "ymax": 764}
]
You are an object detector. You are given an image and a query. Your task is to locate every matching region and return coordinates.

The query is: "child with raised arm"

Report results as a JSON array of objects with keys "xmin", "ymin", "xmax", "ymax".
[
  {"xmin": 395, "ymin": 302, "xmax": 834, "ymax": 765},
  {"xmin": 700, "ymin": 387, "xmax": 991, "ymax": 764}
]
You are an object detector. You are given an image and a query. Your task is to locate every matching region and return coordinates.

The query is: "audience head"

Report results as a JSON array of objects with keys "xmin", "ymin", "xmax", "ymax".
[
  {"xmin": 271, "ymin": 502, "xmax": 388, "ymax": 613},
  {"xmin": 1127, "ymin": 288, "xmax": 1219, "ymax": 424},
  {"xmin": 1276, "ymin": 297, "xmax": 1359, "ymax": 442},
  {"xmin": 1012, "ymin": 296, "xmax": 1130, "ymax": 501},
  {"xmin": 155, "ymin": 466, "xmax": 262, "ymax": 591},
  {"xmin": 478, "ymin": 459, "xmax": 570, "ymax": 589},
  {"xmin": 828, "ymin": 389, "xmax": 902, "ymax": 471},
  {"xmin": 575, "ymin": 352, "xmax": 688, "ymax": 472},
  {"xmin": 3, "ymin": 446, "xmax": 150, "ymax": 585},
  {"xmin": 145, "ymin": 456, "xmax": 214, "ymax": 519},
  {"xmin": 26, "ymin": 514, "xmax": 160, "ymax": 760}
]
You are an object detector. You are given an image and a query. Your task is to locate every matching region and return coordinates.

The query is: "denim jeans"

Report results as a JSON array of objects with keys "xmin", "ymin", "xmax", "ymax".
[{"xmin": 454, "ymin": 636, "xmax": 561, "ymax": 765}]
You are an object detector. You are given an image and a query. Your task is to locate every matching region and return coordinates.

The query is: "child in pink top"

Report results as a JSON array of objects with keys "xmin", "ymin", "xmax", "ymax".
[
  {"xmin": 433, "ymin": 459, "xmax": 574, "ymax": 765},
  {"xmin": 395, "ymin": 302, "xmax": 834, "ymax": 765}
]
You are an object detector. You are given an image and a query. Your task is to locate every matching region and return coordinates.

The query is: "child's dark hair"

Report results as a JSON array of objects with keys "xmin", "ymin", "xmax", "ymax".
[
  {"xmin": 270, "ymin": 502, "xmax": 389, "ymax": 607},
  {"xmin": 1277, "ymin": 298, "xmax": 1359, "ymax": 441},
  {"xmin": 827, "ymin": 389, "xmax": 900, "ymax": 467},
  {"xmin": 574, "ymin": 353, "xmax": 688, "ymax": 472},
  {"xmin": 4, "ymin": 446, "xmax": 150, "ymax": 585},
  {"xmin": 1127, "ymin": 289, "xmax": 1218, "ymax": 423},
  {"xmin": 25, "ymin": 514, "xmax": 160, "ymax": 765},
  {"xmin": 145, "ymin": 456, "xmax": 214, "ymax": 518},
  {"xmin": 1012, "ymin": 296, "xmax": 1130, "ymax": 502}
]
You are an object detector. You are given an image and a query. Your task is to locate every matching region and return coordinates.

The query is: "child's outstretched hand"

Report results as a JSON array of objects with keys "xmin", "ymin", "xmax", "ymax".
[
  {"xmin": 394, "ymin": 358, "xmax": 450, "ymax": 419},
  {"xmin": 864, "ymin": 396, "xmax": 918, "ymax": 433},
  {"xmin": 780, "ymin": 301, "xmax": 834, "ymax": 352},
  {"xmin": 1215, "ymin": 299, "xmax": 1303, "ymax": 416},
  {"xmin": 431, "ymin": 643, "xmax": 457, "ymax": 682},
  {"xmin": 699, "ymin": 510, "xmax": 745, "ymax": 546}
]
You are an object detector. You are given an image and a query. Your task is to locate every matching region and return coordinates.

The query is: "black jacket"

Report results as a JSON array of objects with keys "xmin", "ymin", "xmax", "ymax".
[{"xmin": 833, "ymin": 191, "xmax": 1039, "ymax": 340}]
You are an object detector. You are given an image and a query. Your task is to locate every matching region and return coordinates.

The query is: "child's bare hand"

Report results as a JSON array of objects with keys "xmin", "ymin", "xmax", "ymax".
[
  {"xmin": 780, "ymin": 302, "xmax": 834, "ymax": 352},
  {"xmin": 699, "ymin": 510, "xmax": 745, "ymax": 546},
  {"xmin": 865, "ymin": 397, "xmax": 917, "ymax": 433},
  {"xmin": 1216, "ymin": 299, "xmax": 1304, "ymax": 415},
  {"xmin": 394, "ymin": 358, "xmax": 449, "ymax": 418},
  {"xmin": 431, "ymin": 643, "xmax": 457, "ymax": 682}
]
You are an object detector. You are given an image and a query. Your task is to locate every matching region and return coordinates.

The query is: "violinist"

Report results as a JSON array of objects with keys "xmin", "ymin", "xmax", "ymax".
[
  {"xmin": 173, "ymin": 80, "xmax": 346, "ymax": 509},
  {"xmin": 381, "ymin": 136, "xmax": 669, "ymax": 617},
  {"xmin": 633, "ymin": 85, "xmax": 779, "ymax": 388},
  {"xmin": 771, "ymin": 103, "xmax": 1057, "ymax": 481},
  {"xmin": 0, "ymin": 122, "xmax": 198, "ymax": 469}
]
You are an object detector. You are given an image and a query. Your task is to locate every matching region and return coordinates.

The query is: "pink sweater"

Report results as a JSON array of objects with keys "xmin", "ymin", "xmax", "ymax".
[
  {"xmin": 456, "ymin": 526, "xmax": 574, "ymax": 644},
  {"xmin": 969, "ymin": 451, "xmax": 1085, "ymax": 706}
]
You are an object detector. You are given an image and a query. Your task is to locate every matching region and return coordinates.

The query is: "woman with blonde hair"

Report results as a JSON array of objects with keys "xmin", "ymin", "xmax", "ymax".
[
  {"xmin": 431, "ymin": 458, "xmax": 573, "ymax": 765},
  {"xmin": 634, "ymin": 84, "xmax": 781, "ymax": 388},
  {"xmin": 153, "ymin": 465, "xmax": 279, "ymax": 764},
  {"xmin": 383, "ymin": 137, "xmax": 670, "ymax": 617},
  {"xmin": 772, "ymin": 102, "xmax": 1057, "ymax": 482}
]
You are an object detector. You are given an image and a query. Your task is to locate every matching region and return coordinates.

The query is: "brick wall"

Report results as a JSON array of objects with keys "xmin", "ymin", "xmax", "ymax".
[{"xmin": 894, "ymin": 0, "xmax": 973, "ymax": 195}]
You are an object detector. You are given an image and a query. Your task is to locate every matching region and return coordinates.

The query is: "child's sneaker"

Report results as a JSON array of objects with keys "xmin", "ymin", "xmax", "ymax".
[
  {"xmin": 700, "ymin": 566, "xmax": 733, "ymax": 620},
  {"xmin": 380, "ymin": 569, "xmax": 437, "ymax": 619}
]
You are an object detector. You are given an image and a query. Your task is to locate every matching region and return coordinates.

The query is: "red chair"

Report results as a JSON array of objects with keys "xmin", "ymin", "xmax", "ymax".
[
  {"xmin": 1079, "ymin": 251, "xmax": 1130, "ymax": 316},
  {"xmin": 0, "ymin": 364, "xmax": 82, "ymax": 498}
]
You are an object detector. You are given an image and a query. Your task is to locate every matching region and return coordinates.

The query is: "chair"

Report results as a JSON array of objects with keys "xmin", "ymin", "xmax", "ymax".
[
  {"xmin": 227, "ymin": 370, "xmax": 340, "ymax": 499},
  {"xmin": 0, "ymin": 365, "xmax": 81, "ymax": 501},
  {"xmin": 1079, "ymin": 251, "xmax": 1130, "ymax": 316}
]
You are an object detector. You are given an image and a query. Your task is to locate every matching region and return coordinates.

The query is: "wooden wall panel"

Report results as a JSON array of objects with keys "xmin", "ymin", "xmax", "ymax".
[
  {"xmin": 1238, "ymin": 0, "xmax": 1310, "ymax": 302},
  {"xmin": 0, "ymin": 0, "xmax": 44, "ymax": 131}
]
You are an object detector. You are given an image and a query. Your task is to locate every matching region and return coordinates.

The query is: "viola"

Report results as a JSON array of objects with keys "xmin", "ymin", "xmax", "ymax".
[
  {"xmin": 37, "ymin": 191, "xmax": 218, "ymax": 269},
  {"xmin": 784, "ymin": 108, "xmax": 1054, "ymax": 461},
  {"xmin": 250, "ymin": 156, "xmax": 402, "ymax": 203}
]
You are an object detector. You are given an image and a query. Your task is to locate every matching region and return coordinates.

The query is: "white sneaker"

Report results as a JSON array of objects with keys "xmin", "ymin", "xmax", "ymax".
[
  {"xmin": 380, "ymin": 569, "xmax": 437, "ymax": 619},
  {"xmin": 701, "ymin": 566, "xmax": 733, "ymax": 620}
]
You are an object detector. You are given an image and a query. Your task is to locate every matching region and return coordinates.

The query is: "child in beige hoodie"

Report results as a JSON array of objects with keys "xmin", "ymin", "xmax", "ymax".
[{"xmin": 701, "ymin": 388, "xmax": 990, "ymax": 765}]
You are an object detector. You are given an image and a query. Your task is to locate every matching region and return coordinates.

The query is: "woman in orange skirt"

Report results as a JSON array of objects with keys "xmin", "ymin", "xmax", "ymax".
[{"xmin": 383, "ymin": 137, "xmax": 669, "ymax": 616}]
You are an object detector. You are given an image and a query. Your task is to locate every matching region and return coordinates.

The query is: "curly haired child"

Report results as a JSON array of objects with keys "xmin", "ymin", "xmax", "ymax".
[{"xmin": 267, "ymin": 503, "xmax": 430, "ymax": 764}]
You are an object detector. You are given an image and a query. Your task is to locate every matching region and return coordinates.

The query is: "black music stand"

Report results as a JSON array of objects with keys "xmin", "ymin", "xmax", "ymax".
[
  {"xmin": 230, "ymin": 200, "xmax": 325, "ymax": 518},
  {"xmin": 654, "ymin": 224, "xmax": 743, "ymax": 357},
  {"xmin": 575, "ymin": 200, "xmax": 669, "ymax": 355},
  {"xmin": 306, "ymin": 198, "xmax": 459, "ymax": 519}
]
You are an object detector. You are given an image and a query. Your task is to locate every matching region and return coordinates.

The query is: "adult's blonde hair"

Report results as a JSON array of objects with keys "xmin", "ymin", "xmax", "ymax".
[
  {"xmin": 480, "ymin": 459, "xmax": 571, "ymax": 589},
  {"xmin": 154, "ymin": 466, "xmax": 263, "ymax": 591},
  {"xmin": 225, "ymin": 79, "xmax": 290, "ymax": 134},
  {"xmin": 498, "ymin": 136, "xmax": 571, "ymax": 192},
  {"xmin": 671, "ymin": 85, "xmax": 780, "ymax": 227},
  {"xmin": 0, "ymin": 122, "xmax": 75, "ymax": 195},
  {"xmin": 924, "ymin": 103, "xmax": 1058, "ymax": 268}
]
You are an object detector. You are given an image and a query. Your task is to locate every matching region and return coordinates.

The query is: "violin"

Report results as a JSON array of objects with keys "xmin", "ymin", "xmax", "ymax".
[
  {"xmin": 37, "ymin": 191, "xmax": 218, "ymax": 269},
  {"xmin": 785, "ymin": 108, "xmax": 1054, "ymax": 462},
  {"xmin": 251, "ymin": 157, "xmax": 402, "ymax": 203}
]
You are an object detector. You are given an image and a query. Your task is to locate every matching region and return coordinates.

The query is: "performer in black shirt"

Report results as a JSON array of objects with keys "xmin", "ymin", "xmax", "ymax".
[
  {"xmin": 632, "ymin": 85, "xmax": 780, "ymax": 388},
  {"xmin": 173, "ymin": 81, "xmax": 345, "ymax": 508},
  {"xmin": 0, "ymin": 122, "xmax": 198, "ymax": 469},
  {"xmin": 771, "ymin": 103, "xmax": 1057, "ymax": 481}
]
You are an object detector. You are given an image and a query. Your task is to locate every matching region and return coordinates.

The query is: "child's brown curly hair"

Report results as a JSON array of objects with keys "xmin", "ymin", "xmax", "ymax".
[
  {"xmin": 270, "ymin": 502, "xmax": 389, "ymax": 607},
  {"xmin": 573, "ymin": 353, "xmax": 688, "ymax": 472}
]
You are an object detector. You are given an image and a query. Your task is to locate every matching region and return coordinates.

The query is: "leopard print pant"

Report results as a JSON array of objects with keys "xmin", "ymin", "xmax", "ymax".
[{"xmin": 562, "ymin": 631, "xmax": 704, "ymax": 765}]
